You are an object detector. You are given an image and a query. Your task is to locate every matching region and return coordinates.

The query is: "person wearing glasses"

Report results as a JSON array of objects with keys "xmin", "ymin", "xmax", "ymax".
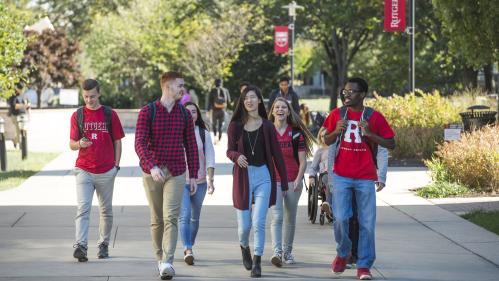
[
  {"xmin": 226, "ymin": 85, "xmax": 288, "ymax": 278},
  {"xmin": 322, "ymin": 77, "xmax": 395, "ymax": 280}
]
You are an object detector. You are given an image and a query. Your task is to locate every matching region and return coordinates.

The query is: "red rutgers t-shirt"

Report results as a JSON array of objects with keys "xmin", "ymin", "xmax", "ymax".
[
  {"xmin": 274, "ymin": 125, "xmax": 305, "ymax": 182},
  {"xmin": 323, "ymin": 107, "xmax": 394, "ymax": 180},
  {"xmin": 70, "ymin": 106, "xmax": 125, "ymax": 174}
]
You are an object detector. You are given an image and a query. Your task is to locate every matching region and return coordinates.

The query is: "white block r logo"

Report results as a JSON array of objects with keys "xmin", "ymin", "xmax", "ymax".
[{"xmin": 343, "ymin": 121, "xmax": 361, "ymax": 143}]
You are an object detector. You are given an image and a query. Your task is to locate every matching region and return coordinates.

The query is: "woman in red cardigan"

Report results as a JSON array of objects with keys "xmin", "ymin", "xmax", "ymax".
[{"xmin": 226, "ymin": 85, "xmax": 288, "ymax": 278}]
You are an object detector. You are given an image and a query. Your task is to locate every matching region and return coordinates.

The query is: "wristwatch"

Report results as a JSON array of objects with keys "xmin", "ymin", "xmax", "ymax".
[{"xmin": 115, "ymin": 165, "xmax": 120, "ymax": 171}]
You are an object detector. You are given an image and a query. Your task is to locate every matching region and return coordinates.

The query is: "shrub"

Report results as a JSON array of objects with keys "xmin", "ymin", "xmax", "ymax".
[
  {"xmin": 432, "ymin": 125, "xmax": 499, "ymax": 193},
  {"xmin": 416, "ymin": 181, "xmax": 470, "ymax": 198},
  {"xmin": 390, "ymin": 127, "xmax": 443, "ymax": 160},
  {"xmin": 424, "ymin": 156, "xmax": 452, "ymax": 183},
  {"xmin": 366, "ymin": 90, "xmax": 460, "ymax": 128}
]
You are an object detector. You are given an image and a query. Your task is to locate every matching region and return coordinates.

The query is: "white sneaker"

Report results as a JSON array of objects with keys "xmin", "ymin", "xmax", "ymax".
[
  {"xmin": 158, "ymin": 261, "xmax": 175, "ymax": 280},
  {"xmin": 283, "ymin": 252, "xmax": 295, "ymax": 264}
]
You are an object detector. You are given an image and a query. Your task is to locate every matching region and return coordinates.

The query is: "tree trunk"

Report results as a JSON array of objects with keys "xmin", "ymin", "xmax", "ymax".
[
  {"xmin": 483, "ymin": 63, "xmax": 493, "ymax": 93},
  {"xmin": 462, "ymin": 66, "xmax": 478, "ymax": 88},
  {"xmin": 329, "ymin": 70, "xmax": 339, "ymax": 110},
  {"xmin": 36, "ymin": 90, "xmax": 41, "ymax": 109},
  {"xmin": 328, "ymin": 30, "xmax": 350, "ymax": 111}
]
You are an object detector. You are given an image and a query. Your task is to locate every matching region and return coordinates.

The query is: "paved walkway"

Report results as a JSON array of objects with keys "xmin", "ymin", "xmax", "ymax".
[{"xmin": 0, "ymin": 109, "xmax": 499, "ymax": 280}]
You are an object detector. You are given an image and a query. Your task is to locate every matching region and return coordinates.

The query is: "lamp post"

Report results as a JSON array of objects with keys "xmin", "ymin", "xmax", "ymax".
[
  {"xmin": 282, "ymin": 1, "xmax": 304, "ymax": 87},
  {"xmin": 17, "ymin": 114, "xmax": 28, "ymax": 160},
  {"xmin": 0, "ymin": 117, "xmax": 6, "ymax": 171},
  {"xmin": 407, "ymin": 0, "xmax": 415, "ymax": 93}
]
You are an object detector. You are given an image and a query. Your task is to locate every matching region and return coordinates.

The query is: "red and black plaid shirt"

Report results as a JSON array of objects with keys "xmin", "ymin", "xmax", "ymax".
[{"xmin": 135, "ymin": 100, "xmax": 199, "ymax": 178}]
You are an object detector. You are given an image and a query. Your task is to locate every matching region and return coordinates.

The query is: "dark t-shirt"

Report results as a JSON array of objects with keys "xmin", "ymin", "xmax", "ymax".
[
  {"xmin": 8, "ymin": 94, "xmax": 27, "ymax": 116},
  {"xmin": 244, "ymin": 126, "xmax": 266, "ymax": 166}
]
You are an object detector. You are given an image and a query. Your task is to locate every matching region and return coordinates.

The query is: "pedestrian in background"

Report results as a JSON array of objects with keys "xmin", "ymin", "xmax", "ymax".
[
  {"xmin": 267, "ymin": 76, "xmax": 300, "ymax": 114},
  {"xmin": 207, "ymin": 78, "xmax": 231, "ymax": 144}
]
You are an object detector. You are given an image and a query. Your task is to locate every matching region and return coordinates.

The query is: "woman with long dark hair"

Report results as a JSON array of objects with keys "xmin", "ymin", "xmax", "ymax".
[
  {"xmin": 226, "ymin": 85, "xmax": 288, "ymax": 278},
  {"xmin": 178, "ymin": 102, "xmax": 215, "ymax": 265},
  {"xmin": 268, "ymin": 97, "xmax": 315, "ymax": 267}
]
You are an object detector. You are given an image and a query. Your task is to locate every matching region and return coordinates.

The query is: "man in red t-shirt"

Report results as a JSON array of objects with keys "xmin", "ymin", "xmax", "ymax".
[
  {"xmin": 323, "ymin": 77, "xmax": 395, "ymax": 280},
  {"xmin": 69, "ymin": 79, "xmax": 125, "ymax": 262}
]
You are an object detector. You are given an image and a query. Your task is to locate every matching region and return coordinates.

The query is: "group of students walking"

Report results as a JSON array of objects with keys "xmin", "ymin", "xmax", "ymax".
[{"xmin": 69, "ymin": 72, "xmax": 395, "ymax": 281}]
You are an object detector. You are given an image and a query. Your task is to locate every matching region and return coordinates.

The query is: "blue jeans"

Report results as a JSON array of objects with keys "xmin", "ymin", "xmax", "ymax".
[
  {"xmin": 179, "ymin": 182, "xmax": 207, "ymax": 250},
  {"xmin": 236, "ymin": 165, "xmax": 271, "ymax": 256},
  {"xmin": 332, "ymin": 173, "xmax": 376, "ymax": 269}
]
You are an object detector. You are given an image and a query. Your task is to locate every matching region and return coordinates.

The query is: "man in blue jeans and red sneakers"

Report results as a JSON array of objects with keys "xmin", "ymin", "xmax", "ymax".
[{"xmin": 323, "ymin": 77, "xmax": 395, "ymax": 280}]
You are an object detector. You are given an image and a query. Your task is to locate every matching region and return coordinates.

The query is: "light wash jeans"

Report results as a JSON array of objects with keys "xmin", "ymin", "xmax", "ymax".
[
  {"xmin": 236, "ymin": 165, "xmax": 271, "ymax": 256},
  {"xmin": 179, "ymin": 182, "xmax": 207, "ymax": 250},
  {"xmin": 271, "ymin": 181, "xmax": 302, "ymax": 255},
  {"xmin": 332, "ymin": 173, "xmax": 376, "ymax": 269},
  {"xmin": 74, "ymin": 166, "xmax": 117, "ymax": 247}
]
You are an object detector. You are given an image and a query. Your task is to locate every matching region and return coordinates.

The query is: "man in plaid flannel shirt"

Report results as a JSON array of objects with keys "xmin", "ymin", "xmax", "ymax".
[{"xmin": 135, "ymin": 71, "xmax": 199, "ymax": 280}]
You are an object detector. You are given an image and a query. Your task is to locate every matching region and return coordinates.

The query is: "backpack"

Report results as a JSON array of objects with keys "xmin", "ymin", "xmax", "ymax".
[
  {"xmin": 333, "ymin": 106, "xmax": 378, "ymax": 167},
  {"xmin": 310, "ymin": 111, "xmax": 326, "ymax": 137},
  {"xmin": 214, "ymin": 88, "xmax": 228, "ymax": 109},
  {"xmin": 147, "ymin": 101, "xmax": 205, "ymax": 153},
  {"xmin": 76, "ymin": 105, "xmax": 114, "ymax": 142}
]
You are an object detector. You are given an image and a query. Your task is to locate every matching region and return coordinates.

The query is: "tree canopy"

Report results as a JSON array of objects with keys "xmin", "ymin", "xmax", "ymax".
[{"xmin": 0, "ymin": 3, "xmax": 28, "ymax": 98}]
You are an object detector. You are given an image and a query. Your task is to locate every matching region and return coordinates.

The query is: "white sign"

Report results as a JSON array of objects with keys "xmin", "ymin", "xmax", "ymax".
[
  {"xmin": 275, "ymin": 32, "xmax": 288, "ymax": 47},
  {"xmin": 59, "ymin": 89, "xmax": 79, "ymax": 106},
  {"xmin": 444, "ymin": 128, "xmax": 461, "ymax": 141}
]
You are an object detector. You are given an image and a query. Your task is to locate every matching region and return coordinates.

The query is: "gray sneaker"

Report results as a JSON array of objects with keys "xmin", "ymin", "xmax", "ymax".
[
  {"xmin": 283, "ymin": 252, "xmax": 295, "ymax": 264},
  {"xmin": 73, "ymin": 244, "xmax": 88, "ymax": 262},
  {"xmin": 270, "ymin": 253, "xmax": 282, "ymax": 267},
  {"xmin": 97, "ymin": 243, "xmax": 109, "ymax": 259}
]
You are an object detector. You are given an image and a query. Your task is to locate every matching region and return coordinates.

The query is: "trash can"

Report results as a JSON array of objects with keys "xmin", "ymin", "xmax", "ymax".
[{"xmin": 459, "ymin": 105, "xmax": 497, "ymax": 131}]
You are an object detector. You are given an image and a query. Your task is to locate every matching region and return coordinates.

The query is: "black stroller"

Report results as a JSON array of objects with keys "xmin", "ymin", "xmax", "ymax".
[
  {"xmin": 308, "ymin": 111, "xmax": 326, "ymax": 138},
  {"xmin": 307, "ymin": 172, "xmax": 333, "ymax": 225}
]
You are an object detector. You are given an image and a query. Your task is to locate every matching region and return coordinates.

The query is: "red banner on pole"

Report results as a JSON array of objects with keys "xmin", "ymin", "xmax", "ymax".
[
  {"xmin": 274, "ymin": 26, "xmax": 289, "ymax": 54},
  {"xmin": 384, "ymin": 0, "xmax": 406, "ymax": 32}
]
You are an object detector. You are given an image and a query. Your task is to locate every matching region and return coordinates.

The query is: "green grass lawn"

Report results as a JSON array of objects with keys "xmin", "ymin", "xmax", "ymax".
[
  {"xmin": 462, "ymin": 210, "xmax": 499, "ymax": 236},
  {"xmin": 0, "ymin": 150, "xmax": 60, "ymax": 191},
  {"xmin": 300, "ymin": 97, "xmax": 339, "ymax": 113}
]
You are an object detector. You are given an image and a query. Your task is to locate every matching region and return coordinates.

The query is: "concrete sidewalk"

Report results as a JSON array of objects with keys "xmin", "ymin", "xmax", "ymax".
[{"xmin": 1, "ymin": 121, "xmax": 499, "ymax": 280}]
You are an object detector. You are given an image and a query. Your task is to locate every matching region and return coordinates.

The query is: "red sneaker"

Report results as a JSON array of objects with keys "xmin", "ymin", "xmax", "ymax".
[
  {"xmin": 331, "ymin": 255, "xmax": 349, "ymax": 274},
  {"xmin": 357, "ymin": 268, "xmax": 372, "ymax": 280}
]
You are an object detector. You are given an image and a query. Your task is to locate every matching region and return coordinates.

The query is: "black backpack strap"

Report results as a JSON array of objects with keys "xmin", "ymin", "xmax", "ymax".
[
  {"xmin": 291, "ymin": 128, "xmax": 301, "ymax": 164},
  {"xmin": 76, "ymin": 106, "xmax": 84, "ymax": 139},
  {"xmin": 361, "ymin": 107, "xmax": 375, "ymax": 122},
  {"xmin": 103, "ymin": 105, "xmax": 114, "ymax": 142},
  {"xmin": 148, "ymin": 101, "xmax": 157, "ymax": 137},
  {"xmin": 334, "ymin": 106, "xmax": 349, "ymax": 159},
  {"xmin": 178, "ymin": 103, "xmax": 189, "ymax": 125},
  {"xmin": 199, "ymin": 127, "xmax": 206, "ymax": 155}
]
